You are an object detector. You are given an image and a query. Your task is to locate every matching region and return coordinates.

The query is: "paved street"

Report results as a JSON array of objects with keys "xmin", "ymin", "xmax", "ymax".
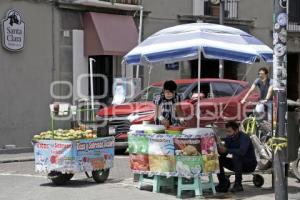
[{"xmin": 0, "ymin": 153, "xmax": 299, "ymax": 200}]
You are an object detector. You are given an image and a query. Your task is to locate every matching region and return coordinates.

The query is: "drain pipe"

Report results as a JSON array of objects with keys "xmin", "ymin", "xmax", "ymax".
[{"xmin": 136, "ymin": 5, "xmax": 144, "ymax": 79}]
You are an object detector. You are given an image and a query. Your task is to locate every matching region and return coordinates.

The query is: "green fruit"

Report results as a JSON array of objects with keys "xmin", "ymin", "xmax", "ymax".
[
  {"xmin": 44, "ymin": 136, "xmax": 52, "ymax": 140},
  {"xmin": 40, "ymin": 132, "xmax": 47, "ymax": 136},
  {"xmin": 33, "ymin": 135, "xmax": 41, "ymax": 140}
]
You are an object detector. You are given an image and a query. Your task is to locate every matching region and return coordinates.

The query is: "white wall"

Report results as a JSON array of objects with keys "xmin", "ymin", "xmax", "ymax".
[
  {"xmin": 72, "ymin": 30, "xmax": 88, "ymax": 103},
  {"xmin": 0, "ymin": 1, "xmax": 54, "ymax": 147}
]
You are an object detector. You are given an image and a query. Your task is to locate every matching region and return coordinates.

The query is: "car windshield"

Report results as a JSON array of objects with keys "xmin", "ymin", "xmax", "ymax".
[{"xmin": 129, "ymin": 83, "xmax": 190, "ymax": 102}]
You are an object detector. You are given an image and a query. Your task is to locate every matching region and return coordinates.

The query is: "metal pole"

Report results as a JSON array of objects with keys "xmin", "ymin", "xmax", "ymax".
[
  {"xmin": 136, "ymin": 6, "xmax": 144, "ymax": 78},
  {"xmin": 197, "ymin": 48, "xmax": 202, "ymax": 128},
  {"xmin": 89, "ymin": 58, "xmax": 96, "ymax": 121},
  {"xmin": 219, "ymin": 0, "xmax": 225, "ymax": 78},
  {"xmin": 273, "ymin": 0, "xmax": 288, "ymax": 199}
]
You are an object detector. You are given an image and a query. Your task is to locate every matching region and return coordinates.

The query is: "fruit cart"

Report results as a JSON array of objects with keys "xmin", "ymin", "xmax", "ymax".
[{"xmin": 32, "ymin": 103, "xmax": 114, "ymax": 185}]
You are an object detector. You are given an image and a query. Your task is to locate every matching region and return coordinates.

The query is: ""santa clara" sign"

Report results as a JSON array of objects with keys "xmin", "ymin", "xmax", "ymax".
[{"xmin": 2, "ymin": 9, "xmax": 25, "ymax": 51}]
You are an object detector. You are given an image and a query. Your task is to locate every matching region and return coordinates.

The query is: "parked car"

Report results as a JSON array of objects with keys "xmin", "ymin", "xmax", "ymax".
[{"xmin": 96, "ymin": 78, "xmax": 259, "ymax": 149}]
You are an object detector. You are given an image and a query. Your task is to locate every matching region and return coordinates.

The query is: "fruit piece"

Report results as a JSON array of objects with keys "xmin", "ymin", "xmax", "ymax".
[{"xmin": 33, "ymin": 135, "xmax": 41, "ymax": 140}]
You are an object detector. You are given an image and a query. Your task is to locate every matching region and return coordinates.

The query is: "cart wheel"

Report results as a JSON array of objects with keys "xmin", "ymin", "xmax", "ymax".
[
  {"xmin": 253, "ymin": 174, "xmax": 264, "ymax": 187},
  {"xmin": 92, "ymin": 169, "xmax": 110, "ymax": 183},
  {"xmin": 48, "ymin": 171, "xmax": 74, "ymax": 185}
]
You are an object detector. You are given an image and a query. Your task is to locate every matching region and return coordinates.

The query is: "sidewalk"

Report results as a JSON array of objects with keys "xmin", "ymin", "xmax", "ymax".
[{"xmin": 0, "ymin": 152, "xmax": 34, "ymax": 163}]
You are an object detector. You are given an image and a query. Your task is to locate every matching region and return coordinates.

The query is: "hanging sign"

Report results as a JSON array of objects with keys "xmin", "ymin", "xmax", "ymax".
[{"xmin": 2, "ymin": 9, "xmax": 25, "ymax": 51}]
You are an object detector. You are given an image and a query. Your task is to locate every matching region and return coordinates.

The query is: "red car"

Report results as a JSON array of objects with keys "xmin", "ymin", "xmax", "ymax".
[{"xmin": 96, "ymin": 78, "xmax": 259, "ymax": 149}]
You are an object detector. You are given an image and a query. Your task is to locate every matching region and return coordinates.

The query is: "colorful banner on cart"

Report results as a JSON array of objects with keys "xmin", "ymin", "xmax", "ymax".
[
  {"xmin": 34, "ymin": 137, "xmax": 114, "ymax": 173},
  {"xmin": 128, "ymin": 133, "xmax": 219, "ymax": 178}
]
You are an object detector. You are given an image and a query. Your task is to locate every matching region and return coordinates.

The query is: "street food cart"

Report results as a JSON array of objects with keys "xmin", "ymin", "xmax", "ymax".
[
  {"xmin": 32, "ymin": 103, "xmax": 115, "ymax": 185},
  {"xmin": 128, "ymin": 124, "xmax": 219, "ymax": 197},
  {"xmin": 122, "ymin": 22, "xmax": 274, "ymax": 197}
]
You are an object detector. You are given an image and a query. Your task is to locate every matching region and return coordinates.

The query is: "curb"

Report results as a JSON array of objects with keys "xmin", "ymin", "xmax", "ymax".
[
  {"xmin": 0, "ymin": 158, "xmax": 34, "ymax": 164},
  {"xmin": 0, "ymin": 147, "xmax": 33, "ymax": 155}
]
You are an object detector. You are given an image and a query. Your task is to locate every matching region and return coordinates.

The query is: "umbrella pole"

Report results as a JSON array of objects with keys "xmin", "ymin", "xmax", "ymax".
[
  {"xmin": 197, "ymin": 48, "xmax": 201, "ymax": 128},
  {"xmin": 219, "ymin": 0, "xmax": 226, "ymax": 78},
  {"xmin": 136, "ymin": 6, "xmax": 144, "ymax": 79}
]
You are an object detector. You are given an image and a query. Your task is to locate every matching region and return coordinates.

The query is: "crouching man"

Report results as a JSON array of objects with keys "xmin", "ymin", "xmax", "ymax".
[{"xmin": 216, "ymin": 121, "xmax": 257, "ymax": 193}]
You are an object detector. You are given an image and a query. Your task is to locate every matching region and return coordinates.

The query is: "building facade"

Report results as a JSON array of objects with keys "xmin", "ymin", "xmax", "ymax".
[{"xmin": 0, "ymin": 0, "xmax": 141, "ymax": 149}]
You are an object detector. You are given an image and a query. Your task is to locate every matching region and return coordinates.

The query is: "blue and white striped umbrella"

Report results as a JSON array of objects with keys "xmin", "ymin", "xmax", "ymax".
[{"xmin": 124, "ymin": 23, "xmax": 273, "ymax": 65}]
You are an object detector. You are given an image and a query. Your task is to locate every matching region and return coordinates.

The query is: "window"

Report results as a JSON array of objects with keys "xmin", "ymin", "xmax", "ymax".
[
  {"xmin": 230, "ymin": 83, "xmax": 244, "ymax": 95},
  {"xmin": 130, "ymin": 84, "xmax": 190, "ymax": 102},
  {"xmin": 191, "ymin": 83, "xmax": 212, "ymax": 99},
  {"xmin": 212, "ymin": 82, "xmax": 235, "ymax": 97},
  {"xmin": 289, "ymin": 0, "xmax": 300, "ymax": 23},
  {"xmin": 204, "ymin": 0, "xmax": 239, "ymax": 19}
]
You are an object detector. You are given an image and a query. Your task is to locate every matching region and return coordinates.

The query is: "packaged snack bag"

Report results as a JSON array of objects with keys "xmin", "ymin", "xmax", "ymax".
[
  {"xmin": 174, "ymin": 137, "xmax": 203, "ymax": 177},
  {"xmin": 202, "ymin": 154, "xmax": 220, "ymax": 173},
  {"xmin": 149, "ymin": 155, "xmax": 176, "ymax": 173},
  {"xmin": 201, "ymin": 136, "xmax": 218, "ymax": 155},
  {"xmin": 176, "ymin": 155, "xmax": 203, "ymax": 177},
  {"xmin": 128, "ymin": 134, "xmax": 149, "ymax": 154},
  {"xmin": 148, "ymin": 135, "xmax": 175, "ymax": 156},
  {"xmin": 174, "ymin": 138, "xmax": 201, "ymax": 156},
  {"xmin": 130, "ymin": 154, "xmax": 150, "ymax": 171}
]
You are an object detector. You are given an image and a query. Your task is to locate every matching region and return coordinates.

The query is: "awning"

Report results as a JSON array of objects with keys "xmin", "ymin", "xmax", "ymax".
[{"xmin": 83, "ymin": 12, "xmax": 138, "ymax": 56}]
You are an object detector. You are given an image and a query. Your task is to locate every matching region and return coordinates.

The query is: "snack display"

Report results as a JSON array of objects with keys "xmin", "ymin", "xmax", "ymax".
[{"xmin": 128, "ymin": 127, "xmax": 220, "ymax": 177}]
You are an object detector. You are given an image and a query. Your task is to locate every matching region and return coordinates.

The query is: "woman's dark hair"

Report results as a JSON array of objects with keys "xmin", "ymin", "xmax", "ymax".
[
  {"xmin": 225, "ymin": 121, "xmax": 239, "ymax": 131},
  {"xmin": 258, "ymin": 67, "xmax": 269, "ymax": 75},
  {"xmin": 163, "ymin": 80, "xmax": 177, "ymax": 92}
]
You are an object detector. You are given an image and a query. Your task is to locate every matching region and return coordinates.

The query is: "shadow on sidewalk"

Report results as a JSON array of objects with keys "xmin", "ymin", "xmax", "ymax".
[
  {"xmin": 39, "ymin": 178, "xmax": 124, "ymax": 188},
  {"xmin": 136, "ymin": 182, "xmax": 300, "ymax": 199},
  {"xmin": 231, "ymin": 184, "xmax": 300, "ymax": 200}
]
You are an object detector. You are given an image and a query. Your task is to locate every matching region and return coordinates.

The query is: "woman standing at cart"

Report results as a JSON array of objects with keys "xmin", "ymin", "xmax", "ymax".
[{"xmin": 153, "ymin": 80, "xmax": 185, "ymax": 127}]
